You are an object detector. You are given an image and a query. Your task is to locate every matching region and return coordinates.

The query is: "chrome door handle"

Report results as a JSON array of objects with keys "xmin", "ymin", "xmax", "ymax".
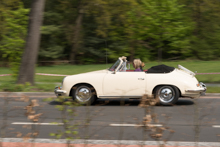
[{"xmin": 138, "ymin": 78, "xmax": 144, "ymax": 80}]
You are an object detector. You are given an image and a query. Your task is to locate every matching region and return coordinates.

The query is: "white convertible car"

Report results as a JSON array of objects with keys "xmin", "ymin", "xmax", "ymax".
[{"xmin": 54, "ymin": 56, "xmax": 206, "ymax": 105}]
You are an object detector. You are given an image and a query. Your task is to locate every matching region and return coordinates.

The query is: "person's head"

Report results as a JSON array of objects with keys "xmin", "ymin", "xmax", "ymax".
[{"xmin": 133, "ymin": 59, "xmax": 142, "ymax": 69}]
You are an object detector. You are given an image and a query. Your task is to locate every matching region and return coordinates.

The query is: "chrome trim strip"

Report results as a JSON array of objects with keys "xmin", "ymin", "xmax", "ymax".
[
  {"xmin": 99, "ymin": 96, "xmax": 142, "ymax": 99},
  {"xmin": 185, "ymin": 89, "xmax": 206, "ymax": 92}
]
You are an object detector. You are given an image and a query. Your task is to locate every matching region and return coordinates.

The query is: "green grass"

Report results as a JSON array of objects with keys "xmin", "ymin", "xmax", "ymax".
[
  {"xmin": 0, "ymin": 61, "xmax": 220, "ymax": 92},
  {"xmin": 206, "ymin": 87, "xmax": 220, "ymax": 93},
  {"xmin": 35, "ymin": 64, "xmax": 111, "ymax": 83}
]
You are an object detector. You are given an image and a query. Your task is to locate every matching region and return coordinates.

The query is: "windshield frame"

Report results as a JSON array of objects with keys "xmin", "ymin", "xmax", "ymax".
[
  {"xmin": 109, "ymin": 59, "xmax": 122, "ymax": 71},
  {"xmin": 108, "ymin": 59, "xmax": 121, "ymax": 71}
]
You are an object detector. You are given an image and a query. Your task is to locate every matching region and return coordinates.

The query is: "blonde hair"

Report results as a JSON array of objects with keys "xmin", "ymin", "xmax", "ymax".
[
  {"xmin": 133, "ymin": 59, "xmax": 142, "ymax": 69},
  {"xmin": 141, "ymin": 62, "xmax": 145, "ymax": 68}
]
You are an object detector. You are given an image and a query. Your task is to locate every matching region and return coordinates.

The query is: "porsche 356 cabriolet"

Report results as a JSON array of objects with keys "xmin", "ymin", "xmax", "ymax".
[{"xmin": 54, "ymin": 56, "xmax": 206, "ymax": 105}]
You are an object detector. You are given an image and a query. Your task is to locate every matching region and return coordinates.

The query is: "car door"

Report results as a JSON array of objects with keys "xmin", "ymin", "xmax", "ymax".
[{"xmin": 102, "ymin": 71, "xmax": 146, "ymax": 98}]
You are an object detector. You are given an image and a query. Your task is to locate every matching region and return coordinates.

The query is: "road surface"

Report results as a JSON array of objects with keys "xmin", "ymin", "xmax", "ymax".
[{"xmin": 0, "ymin": 95, "xmax": 219, "ymax": 144}]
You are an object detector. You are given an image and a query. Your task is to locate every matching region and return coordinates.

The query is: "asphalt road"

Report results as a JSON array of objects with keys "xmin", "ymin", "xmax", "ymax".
[{"xmin": 0, "ymin": 96, "xmax": 220, "ymax": 142}]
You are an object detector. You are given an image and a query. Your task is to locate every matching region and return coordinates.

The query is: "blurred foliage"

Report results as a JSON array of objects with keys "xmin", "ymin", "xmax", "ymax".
[
  {"xmin": 0, "ymin": 2, "xmax": 29, "ymax": 77},
  {"xmin": 0, "ymin": 82, "xmax": 31, "ymax": 92},
  {"xmin": 1, "ymin": 0, "xmax": 220, "ymax": 67},
  {"xmin": 36, "ymin": 0, "xmax": 220, "ymax": 63},
  {"xmin": 134, "ymin": 0, "xmax": 193, "ymax": 60},
  {"xmin": 0, "ymin": 81, "xmax": 56, "ymax": 92},
  {"xmin": 180, "ymin": 0, "xmax": 220, "ymax": 60},
  {"xmin": 46, "ymin": 96, "xmax": 80, "ymax": 143}
]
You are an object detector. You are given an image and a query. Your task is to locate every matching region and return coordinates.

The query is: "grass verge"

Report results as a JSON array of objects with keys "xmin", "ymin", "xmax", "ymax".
[{"xmin": 206, "ymin": 87, "xmax": 220, "ymax": 93}]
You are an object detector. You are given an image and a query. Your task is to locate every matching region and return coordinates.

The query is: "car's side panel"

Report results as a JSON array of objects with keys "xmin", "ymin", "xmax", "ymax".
[
  {"xmin": 102, "ymin": 71, "xmax": 146, "ymax": 97},
  {"xmin": 61, "ymin": 70, "xmax": 108, "ymax": 97}
]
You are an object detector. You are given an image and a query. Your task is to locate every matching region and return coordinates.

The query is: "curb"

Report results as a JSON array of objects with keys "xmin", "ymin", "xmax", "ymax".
[{"xmin": 1, "ymin": 138, "xmax": 220, "ymax": 146}]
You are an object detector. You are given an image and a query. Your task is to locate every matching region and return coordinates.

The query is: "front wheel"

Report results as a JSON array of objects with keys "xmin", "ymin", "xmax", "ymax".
[
  {"xmin": 72, "ymin": 85, "xmax": 96, "ymax": 105},
  {"xmin": 155, "ymin": 86, "xmax": 179, "ymax": 106}
]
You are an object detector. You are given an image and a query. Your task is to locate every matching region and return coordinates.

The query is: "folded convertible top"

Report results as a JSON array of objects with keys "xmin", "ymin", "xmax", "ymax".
[{"xmin": 146, "ymin": 64, "xmax": 175, "ymax": 73}]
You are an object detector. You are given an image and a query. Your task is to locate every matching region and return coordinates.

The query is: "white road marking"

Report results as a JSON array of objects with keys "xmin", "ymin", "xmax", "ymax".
[
  {"xmin": 12, "ymin": 122, "xmax": 163, "ymax": 127},
  {"xmin": 12, "ymin": 122, "xmax": 63, "ymax": 125},
  {"xmin": 213, "ymin": 125, "xmax": 220, "ymax": 128},
  {"xmin": 109, "ymin": 124, "xmax": 162, "ymax": 127}
]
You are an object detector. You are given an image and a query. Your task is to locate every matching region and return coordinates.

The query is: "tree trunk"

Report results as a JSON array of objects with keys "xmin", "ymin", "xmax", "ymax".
[
  {"xmin": 17, "ymin": 0, "xmax": 45, "ymax": 85},
  {"xmin": 69, "ymin": 9, "xmax": 84, "ymax": 64}
]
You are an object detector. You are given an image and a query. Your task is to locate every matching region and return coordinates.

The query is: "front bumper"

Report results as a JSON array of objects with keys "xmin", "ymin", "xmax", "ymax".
[{"xmin": 54, "ymin": 86, "xmax": 66, "ymax": 96}]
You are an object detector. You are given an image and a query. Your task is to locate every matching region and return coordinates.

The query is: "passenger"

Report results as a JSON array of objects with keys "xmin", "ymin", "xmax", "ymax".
[{"xmin": 133, "ymin": 59, "xmax": 143, "ymax": 72}]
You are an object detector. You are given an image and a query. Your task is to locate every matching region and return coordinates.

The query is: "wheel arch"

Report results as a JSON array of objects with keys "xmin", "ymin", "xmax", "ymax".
[
  {"xmin": 152, "ymin": 84, "xmax": 181, "ymax": 97},
  {"xmin": 69, "ymin": 83, "xmax": 97, "ymax": 97}
]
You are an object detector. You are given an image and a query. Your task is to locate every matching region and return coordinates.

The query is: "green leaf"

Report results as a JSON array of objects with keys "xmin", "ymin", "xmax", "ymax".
[
  {"xmin": 65, "ymin": 130, "xmax": 71, "ymax": 134},
  {"xmin": 50, "ymin": 133, "xmax": 56, "ymax": 136}
]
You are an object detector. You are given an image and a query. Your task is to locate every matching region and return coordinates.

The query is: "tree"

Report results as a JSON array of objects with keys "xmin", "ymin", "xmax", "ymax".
[
  {"xmin": 17, "ymin": 0, "xmax": 45, "ymax": 85},
  {"xmin": 131, "ymin": 0, "xmax": 193, "ymax": 62},
  {"xmin": 0, "ymin": 3, "xmax": 29, "ymax": 76},
  {"xmin": 0, "ymin": 0, "xmax": 20, "ymax": 62},
  {"xmin": 182, "ymin": 0, "xmax": 220, "ymax": 60},
  {"xmin": 86, "ymin": 0, "xmax": 138, "ymax": 61},
  {"xmin": 17, "ymin": 0, "xmax": 220, "ymax": 64},
  {"xmin": 55, "ymin": 0, "xmax": 85, "ymax": 64}
]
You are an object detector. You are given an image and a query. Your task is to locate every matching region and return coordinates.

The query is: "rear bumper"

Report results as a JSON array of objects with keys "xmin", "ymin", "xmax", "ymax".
[
  {"xmin": 54, "ymin": 86, "xmax": 66, "ymax": 96},
  {"xmin": 185, "ymin": 89, "xmax": 206, "ymax": 96},
  {"xmin": 185, "ymin": 89, "xmax": 206, "ymax": 92},
  {"xmin": 185, "ymin": 82, "xmax": 206, "ymax": 97}
]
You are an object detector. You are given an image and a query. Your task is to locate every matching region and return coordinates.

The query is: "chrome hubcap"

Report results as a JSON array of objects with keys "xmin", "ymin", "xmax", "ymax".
[
  {"xmin": 159, "ymin": 88, "xmax": 174, "ymax": 103},
  {"xmin": 75, "ymin": 86, "xmax": 92, "ymax": 102}
]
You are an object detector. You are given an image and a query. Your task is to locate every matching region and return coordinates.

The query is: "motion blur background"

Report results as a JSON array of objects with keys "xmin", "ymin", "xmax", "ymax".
[{"xmin": 1, "ymin": 0, "xmax": 220, "ymax": 64}]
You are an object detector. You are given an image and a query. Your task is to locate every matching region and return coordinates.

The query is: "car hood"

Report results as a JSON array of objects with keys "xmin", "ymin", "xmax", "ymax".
[
  {"xmin": 71, "ymin": 69, "xmax": 108, "ymax": 76},
  {"xmin": 83, "ymin": 69, "xmax": 108, "ymax": 74}
]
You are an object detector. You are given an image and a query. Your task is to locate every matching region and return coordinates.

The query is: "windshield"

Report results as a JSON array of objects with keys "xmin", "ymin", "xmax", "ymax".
[
  {"xmin": 118, "ymin": 61, "xmax": 127, "ymax": 71},
  {"xmin": 109, "ymin": 59, "xmax": 121, "ymax": 71}
]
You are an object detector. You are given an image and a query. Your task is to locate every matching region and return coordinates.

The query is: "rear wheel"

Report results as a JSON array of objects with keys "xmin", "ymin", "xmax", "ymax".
[
  {"xmin": 72, "ymin": 85, "xmax": 96, "ymax": 105},
  {"xmin": 155, "ymin": 86, "xmax": 179, "ymax": 106}
]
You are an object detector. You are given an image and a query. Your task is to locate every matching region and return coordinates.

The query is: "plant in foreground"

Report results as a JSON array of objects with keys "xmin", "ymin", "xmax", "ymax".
[
  {"xmin": 46, "ymin": 96, "xmax": 80, "ymax": 147},
  {"xmin": 139, "ymin": 94, "xmax": 175, "ymax": 146},
  {"xmin": 16, "ymin": 95, "xmax": 44, "ymax": 146}
]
